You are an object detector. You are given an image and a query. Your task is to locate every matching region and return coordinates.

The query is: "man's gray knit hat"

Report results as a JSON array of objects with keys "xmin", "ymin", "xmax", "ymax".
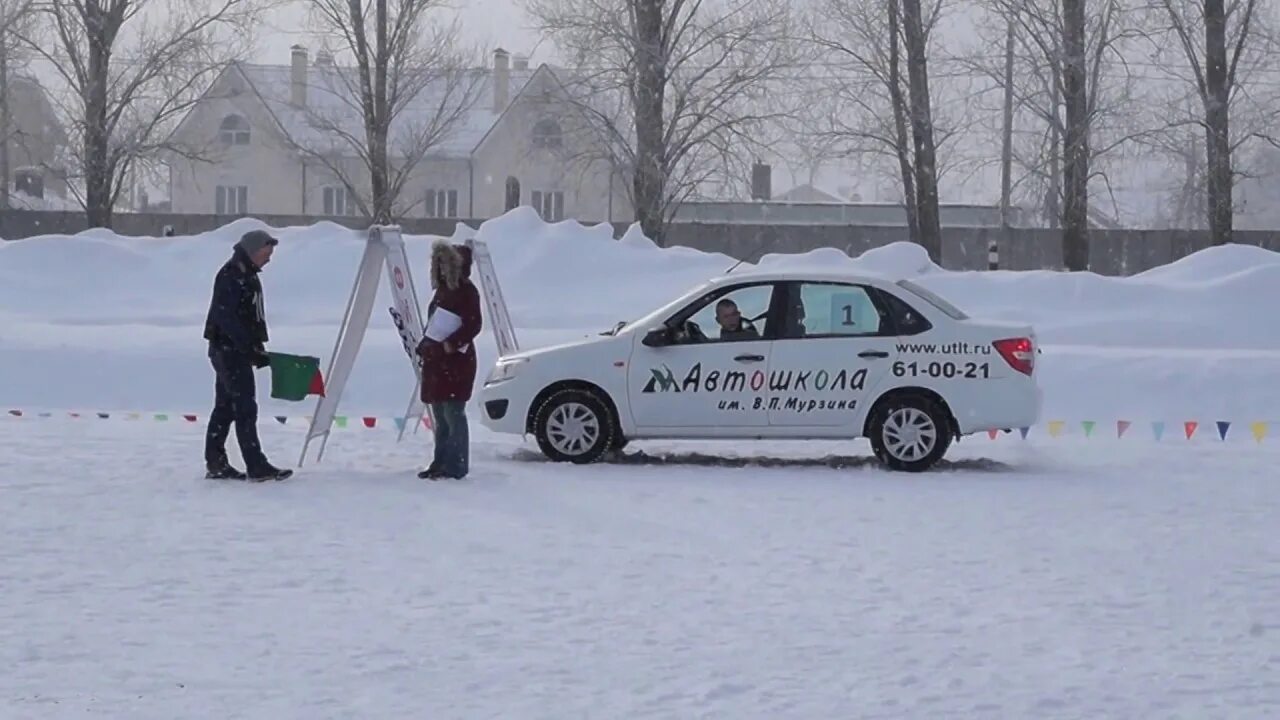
[{"xmin": 236, "ymin": 229, "xmax": 279, "ymax": 253}]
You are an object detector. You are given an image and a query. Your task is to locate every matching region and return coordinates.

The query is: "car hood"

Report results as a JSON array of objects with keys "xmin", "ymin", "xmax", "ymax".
[{"xmin": 501, "ymin": 332, "xmax": 625, "ymax": 362}]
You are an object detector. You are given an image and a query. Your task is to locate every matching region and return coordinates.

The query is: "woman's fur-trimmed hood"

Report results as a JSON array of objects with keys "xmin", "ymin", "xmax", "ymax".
[{"xmin": 430, "ymin": 241, "xmax": 472, "ymax": 290}]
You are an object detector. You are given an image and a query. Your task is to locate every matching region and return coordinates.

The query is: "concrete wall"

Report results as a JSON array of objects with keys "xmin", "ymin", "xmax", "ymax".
[{"xmin": 4, "ymin": 210, "xmax": 1279, "ymax": 276}]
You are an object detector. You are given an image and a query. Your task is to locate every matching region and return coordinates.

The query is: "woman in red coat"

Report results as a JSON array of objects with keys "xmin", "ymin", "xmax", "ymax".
[{"xmin": 416, "ymin": 241, "xmax": 482, "ymax": 480}]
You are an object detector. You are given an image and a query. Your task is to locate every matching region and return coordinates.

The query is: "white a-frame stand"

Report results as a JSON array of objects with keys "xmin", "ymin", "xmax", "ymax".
[
  {"xmin": 299, "ymin": 225, "xmax": 428, "ymax": 466},
  {"xmin": 466, "ymin": 238, "xmax": 520, "ymax": 358}
]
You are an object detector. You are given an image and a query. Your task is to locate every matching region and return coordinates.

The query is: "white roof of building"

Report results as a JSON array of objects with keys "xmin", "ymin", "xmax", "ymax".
[{"xmin": 236, "ymin": 62, "xmax": 538, "ymax": 159}]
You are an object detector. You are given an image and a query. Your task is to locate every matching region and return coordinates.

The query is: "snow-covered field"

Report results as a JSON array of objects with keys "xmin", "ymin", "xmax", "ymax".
[{"xmin": 3, "ymin": 211, "xmax": 1279, "ymax": 717}]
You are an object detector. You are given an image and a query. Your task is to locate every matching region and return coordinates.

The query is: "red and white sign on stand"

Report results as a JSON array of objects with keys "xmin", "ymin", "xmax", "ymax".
[
  {"xmin": 300, "ymin": 226, "xmax": 429, "ymax": 465},
  {"xmin": 299, "ymin": 227, "xmax": 518, "ymax": 466}
]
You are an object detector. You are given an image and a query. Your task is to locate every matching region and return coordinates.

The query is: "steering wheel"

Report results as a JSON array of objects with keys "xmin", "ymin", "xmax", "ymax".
[{"xmin": 673, "ymin": 319, "xmax": 709, "ymax": 343}]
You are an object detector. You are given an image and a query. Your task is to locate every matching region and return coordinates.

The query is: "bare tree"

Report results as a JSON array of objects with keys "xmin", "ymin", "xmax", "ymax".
[
  {"xmin": 900, "ymin": 0, "xmax": 943, "ymax": 262},
  {"xmin": 1060, "ymin": 0, "xmax": 1088, "ymax": 269},
  {"xmin": 959, "ymin": 0, "xmax": 1143, "ymax": 267},
  {"xmin": 15, "ymin": 0, "xmax": 269, "ymax": 228},
  {"xmin": 0, "ymin": 0, "xmax": 34, "ymax": 209},
  {"xmin": 806, "ymin": 0, "xmax": 975, "ymax": 260},
  {"xmin": 524, "ymin": 0, "xmax": 800, "ymax": 245},
  {"xmin": 1149, "ymin": 0, "xmax": 1268, "ymax": 245},
  {"xmin": 296, "ymin": 0, "xmax": 485, "ymax": 223}
]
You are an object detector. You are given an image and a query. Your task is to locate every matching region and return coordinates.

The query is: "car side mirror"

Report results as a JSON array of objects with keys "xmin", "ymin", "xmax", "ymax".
[{"xmin": 643, "ymin": 327, "xmax": 672, "ymax": 347}]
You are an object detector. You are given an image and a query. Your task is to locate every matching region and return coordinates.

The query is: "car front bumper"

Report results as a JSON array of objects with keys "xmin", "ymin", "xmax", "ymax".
[{"xmin": 477, "ymin": 380, "xmax": 532, "ymax": 435}]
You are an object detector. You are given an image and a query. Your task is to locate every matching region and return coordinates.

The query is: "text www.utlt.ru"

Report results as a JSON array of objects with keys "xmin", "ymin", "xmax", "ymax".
[{"xmin": 894, "ymin": 341, "xmax": 990, "ymax": 355}]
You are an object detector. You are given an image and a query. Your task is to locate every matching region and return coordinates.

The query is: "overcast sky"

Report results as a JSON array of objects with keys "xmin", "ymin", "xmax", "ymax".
[{"xmin": 257, "ymin": 0, "xmax": 547, "ymax": 67}]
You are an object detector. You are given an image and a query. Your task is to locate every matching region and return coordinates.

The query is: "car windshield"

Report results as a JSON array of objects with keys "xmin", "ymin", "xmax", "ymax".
[{"xmin": 896, "ymin": 279, "xmax": 969, "ymax": 320}]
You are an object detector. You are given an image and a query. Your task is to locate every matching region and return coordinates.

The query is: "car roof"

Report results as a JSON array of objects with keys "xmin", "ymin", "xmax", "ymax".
[{"xmin": 702, "ymin": 268, "xmax": 900, "ymax": 287}]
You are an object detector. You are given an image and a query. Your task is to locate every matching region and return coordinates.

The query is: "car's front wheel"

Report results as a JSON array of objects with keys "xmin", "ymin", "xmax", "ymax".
[
  {"xmin": 867, "ymin": 394, "xmax": 953, "ymax": 472},
  {"xmin": 533, "ymin": 388, "xmax": 616, "ymax": 464}
]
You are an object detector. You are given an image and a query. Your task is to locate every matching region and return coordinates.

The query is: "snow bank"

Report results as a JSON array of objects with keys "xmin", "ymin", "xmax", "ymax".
[
  {"xmin": 2, "ymin": 211, "xmax": 1278, "ymax": 417},
  {"xmin": 5, "ymin": 209, "xmax": 1275, "ymax": 346}
]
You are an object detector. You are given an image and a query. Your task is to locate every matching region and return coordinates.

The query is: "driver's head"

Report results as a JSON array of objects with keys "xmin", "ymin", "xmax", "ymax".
[{"xmin": 715, "ymin": 299, "xmax": 741, "ymax": 330}]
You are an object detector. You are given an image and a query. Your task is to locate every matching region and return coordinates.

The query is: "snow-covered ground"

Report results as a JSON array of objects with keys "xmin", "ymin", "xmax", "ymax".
[{"xmin": 3, "ymin": 211, "xmax": 1280, "ymax": 717}]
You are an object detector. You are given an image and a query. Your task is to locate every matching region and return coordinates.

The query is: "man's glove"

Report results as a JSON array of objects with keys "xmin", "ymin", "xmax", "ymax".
[{"xmin": 252, "ymin": 348, "xmax": 270, "ymax": 368}]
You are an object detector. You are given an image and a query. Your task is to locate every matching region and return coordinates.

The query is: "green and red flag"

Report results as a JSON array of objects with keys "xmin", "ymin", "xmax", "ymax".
[{"xmin": 267, "ymin": 352, "xmax": 326, "ymax": 401}]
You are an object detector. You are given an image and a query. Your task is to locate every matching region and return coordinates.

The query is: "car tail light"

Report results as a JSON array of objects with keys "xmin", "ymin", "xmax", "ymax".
[{"xmin": 993, "ymin": 337, "xmax": 1035, "ymax": 376}]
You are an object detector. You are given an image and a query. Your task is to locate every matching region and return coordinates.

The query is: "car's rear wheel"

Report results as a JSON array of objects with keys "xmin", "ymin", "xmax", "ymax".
[
  {"xmin": 867, "ymin": 394, "xmax": 952, "ymax": 472},
  {"xmin": 533, "ymin": 388, "xmax": 616, "ymax": 464}
]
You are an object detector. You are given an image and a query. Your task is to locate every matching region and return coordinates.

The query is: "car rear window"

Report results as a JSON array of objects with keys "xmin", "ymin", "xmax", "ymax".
[{"xmin": 896, "ymin": 279, "xmax": 969, "ymax": 320}]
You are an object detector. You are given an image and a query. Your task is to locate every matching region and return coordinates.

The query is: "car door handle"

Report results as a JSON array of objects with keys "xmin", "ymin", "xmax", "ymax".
[
  {"xmin": 734, "ymin": 354, "xmax": 765, "ymax": 363},
  {"xmin": 858, "ymin": 350, "xmax": 890, "ymax": 359}
]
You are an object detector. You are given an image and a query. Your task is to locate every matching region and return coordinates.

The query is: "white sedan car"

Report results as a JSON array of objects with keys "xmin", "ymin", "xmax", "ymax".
[{"xmin": 478, "ymin": 270, "xmax": 1041, "ymax": 472}]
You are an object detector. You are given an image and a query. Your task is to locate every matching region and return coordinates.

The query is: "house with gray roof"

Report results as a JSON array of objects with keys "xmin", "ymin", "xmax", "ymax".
[
  {"xmin": 164, "ymin": 47, "xmax": 630, "ymax": 224},
  {"xmin": 4, "ymin": 74, "xmax": 70, "ymax": 207}
]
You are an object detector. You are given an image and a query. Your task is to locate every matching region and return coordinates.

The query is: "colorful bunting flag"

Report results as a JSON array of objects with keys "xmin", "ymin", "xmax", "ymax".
[{"xmin": 7, "ymin": 407, "xmax": 1279, "ymax": 448}]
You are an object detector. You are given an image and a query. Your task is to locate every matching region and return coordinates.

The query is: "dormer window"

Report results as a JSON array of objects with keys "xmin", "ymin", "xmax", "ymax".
[
  {"xmin": 219, "ymin": 114, "xmax": 250, "ymax": 145},
  {"xmin": 532, "ymin": 118, "xmax": 562, "ymax": 149}
]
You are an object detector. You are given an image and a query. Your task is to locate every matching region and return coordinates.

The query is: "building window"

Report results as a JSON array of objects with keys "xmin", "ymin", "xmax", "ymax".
[
  {"xmin": 530, "ymin": 190, "xmax": 564, "ymax": 221},
  {"xmin": 218, "ymin": 114, "xmax": 250, "ymax": 145},
  {"xmin": 323, "ymin": 185, "xmax": 354, "ymax": 215},
  {"xmin": 425, "ymin": 188, "xmax": 458, "ymax": 218},
  {"xmin": 215, "ymin": 185, "xmax": 248, "ymax": 214},
  {"xmin": 532, "ymin": 118, "xmax": 562, "ymax": 149}
]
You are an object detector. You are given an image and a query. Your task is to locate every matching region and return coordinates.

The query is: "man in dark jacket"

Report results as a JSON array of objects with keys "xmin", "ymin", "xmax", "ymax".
[
  {"xmin": 416, "ymin": 241, "xmax": 482, "ymax": 480},
  {"xmin": 715, "ymin": 298, "xmax": 760, "ymax": 341},
  {"xmin": 202, "ymin": 229, "xmax": 292, "ymax": 481}
]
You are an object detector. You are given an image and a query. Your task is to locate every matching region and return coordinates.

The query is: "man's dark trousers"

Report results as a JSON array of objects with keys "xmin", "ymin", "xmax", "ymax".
[{"xmin": 205, "ymin": 347, "xmax": 268, "ymax": 471}]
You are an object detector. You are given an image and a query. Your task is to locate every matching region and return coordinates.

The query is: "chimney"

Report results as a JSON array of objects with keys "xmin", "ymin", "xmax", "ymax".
[
  {"xmin": 315, "ymin": 49, "xmax": 334, "ymax": 67},
  {"xmin": 513, "ymin": 54, "xmax": 529, "ymax": 70},
  {"xmin": 290, "ymin": 44, "xmax": 307, "ymax": 106},
  {"xmin": 493, "ymin": 48, "xmax": 510, "ymax": 113},
  {"xmin": 750, "ymin": 160, "xmax": 772, "ymax": 201}
]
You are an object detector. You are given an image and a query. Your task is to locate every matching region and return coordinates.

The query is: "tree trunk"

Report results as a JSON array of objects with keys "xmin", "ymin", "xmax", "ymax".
[
  {"xmin": 0, "ymin": 32, "xmax": 11, "ymax": 210},
  {"xmin": 899, "ymin": 0, "xmax": 941, "ymax": 263},
  {"xmin": 368, "ymin": 0, "xmax": 391, "ymax": 224},
  {"xmin": 1203, "ymin": 0, "xmax": 1231, "ymax": 245},
  {"xmin": 1044, "ymin": 69, "xmax": 1060, "ymax": 229},
  {"xmin": 887, "ymin": 0, "xmax": 919, "ymax": 244},
  {"xmin": 1175, "ymin": 135, "xmax": 1203, "ymax": 228},
  {"xmin": 632, "ymin": 0, "xmax": 667, "ymax": 245},
  {"xmin": 84, "ymin": 4, "xmax": 114, "ymax": 229},
  {"xmin": 1060, "ymin": 0, "xmax": 1089, "ymax": 270},
  {"xmin": 999, "ymin": 16, "xmax": 1015, "ymax": 228}
]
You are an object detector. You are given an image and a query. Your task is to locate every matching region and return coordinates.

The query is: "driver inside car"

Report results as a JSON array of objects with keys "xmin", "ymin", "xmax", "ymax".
[{"xmin": 715, "ymin": 298, "xmax": 760, "ymax": 341}]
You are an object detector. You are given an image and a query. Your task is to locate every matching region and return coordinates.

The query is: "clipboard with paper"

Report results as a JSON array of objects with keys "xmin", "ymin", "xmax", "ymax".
[
  {"xmin": 424, "ymin": 307, "xmax": 462, "ymax": 342},
  {"xmin": 423, "ymin": 306, "xmax": 472, "ymax": 353}
]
